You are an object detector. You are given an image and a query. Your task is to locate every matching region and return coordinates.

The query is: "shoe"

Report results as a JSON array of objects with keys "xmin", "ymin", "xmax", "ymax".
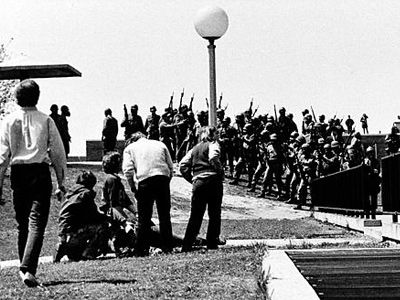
[
  {"xmin": 257, "ymin": 192, "xmax": 265, "ymax": 198},
  {"xmin": 229, "ymin": 180, "xmax": 238, "ymax": 185},
  {"xmin": 247, "ymin": 187, "xmax": 255, "ymax": 193},
  {"xmin": 294, "ymin": 205, "xmax": 302, "ymax": 210},
  {"xmin": 19, "ymin": 271, "xmax": 39, "ymax": 288},
  {"xmin": 217, "ymin": 237, "xmax": 227, "ymax": 245}
]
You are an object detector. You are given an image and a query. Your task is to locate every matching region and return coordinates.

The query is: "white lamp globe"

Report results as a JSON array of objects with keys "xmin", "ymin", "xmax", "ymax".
[{"xmin": 194, "ymin": 6, "xmax": 229, "ymax": 40}]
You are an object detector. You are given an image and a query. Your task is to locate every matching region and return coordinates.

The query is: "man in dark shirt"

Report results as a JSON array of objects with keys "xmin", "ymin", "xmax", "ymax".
[
  {"xmin": 102, "ymin": 108, "xmax": 118, "ymax": 154},
  {"xmin": 59, "ymin": 105, "xmax": 71, "ymax": 158}
]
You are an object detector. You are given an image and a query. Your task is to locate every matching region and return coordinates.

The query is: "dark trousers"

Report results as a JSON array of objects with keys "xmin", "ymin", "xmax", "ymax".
[
  {"xmin": 183, "ymin": 176, "xmax": 223, "ymax": 249},
  {"xmin": 11, "ymin": 164, "xmax": 52, "ymax": 275},
  {"xmin": 135, "ymin": 175, "xmax": 173, "ymax": 255},
  {"xmin": 103, "ymin": 138, "xmax": 117, "ymax": 154}
]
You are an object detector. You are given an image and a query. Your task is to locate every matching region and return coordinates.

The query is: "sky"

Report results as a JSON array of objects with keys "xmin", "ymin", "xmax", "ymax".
[{"xmin": 2, "ymin": 0, "xmax": 400, "ymax": 155}]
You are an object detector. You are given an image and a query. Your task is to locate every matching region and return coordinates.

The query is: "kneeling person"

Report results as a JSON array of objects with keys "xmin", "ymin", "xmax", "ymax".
[{"xmin": 54, "ymin": 171, "xmax": 109, "ymax": 262}]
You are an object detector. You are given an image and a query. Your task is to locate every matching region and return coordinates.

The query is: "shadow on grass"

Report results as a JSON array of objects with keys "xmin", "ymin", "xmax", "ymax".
[{"xmin": 42, "ymin": 278, "xmax": 137, "ymax": 287}]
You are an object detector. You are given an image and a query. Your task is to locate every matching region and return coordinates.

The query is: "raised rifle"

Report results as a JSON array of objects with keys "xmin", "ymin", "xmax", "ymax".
[
  {"xmin": 169, "ymin": 91, "xmax": 174, "ymax": 110},
  {"xmin": 189, "ymin": 93, "xmax": 194, "ymax": 111},
  {"xmin": 123, "ymin": 104, "xmax": 128, "ymax": 120},
  {"xmin": 224, "ymin": 103, "xmax": 229, "ymax": 111},
  {"xmin": 205, "ymin": 97, "xmax": 209, "ymax": 109},
  {"xmin": 249, "ymin": 98, "xmax": 254, "ymax": 114},
  {"xmin": 179, "ymin": 88, "xmax": 185, "ymax": 111},
  {"xmin": 252, "ymin": 105, "xmax": 259, "ymax": 117},
  {"xmin": 310, "ymin": 105, "xmax": 317, "ymax": 123},
  {"xmin": 274, "ymin": 104, "xmax": 278, "ymax": 125},
  {"xmin": 218, "ymin": 92, "xmax": 223, "ymax": 109}
]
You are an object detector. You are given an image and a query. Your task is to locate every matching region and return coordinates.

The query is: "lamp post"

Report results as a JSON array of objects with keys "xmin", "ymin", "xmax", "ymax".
[{"xmin": 194, "ymin": 6, "xmax": 229, "ymax": 127}]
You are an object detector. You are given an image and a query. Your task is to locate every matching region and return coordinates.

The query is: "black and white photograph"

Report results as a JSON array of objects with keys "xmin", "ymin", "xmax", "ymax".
[{"xmin": 1, "ymin": 1, "xmax": 400, "ymax": 299}]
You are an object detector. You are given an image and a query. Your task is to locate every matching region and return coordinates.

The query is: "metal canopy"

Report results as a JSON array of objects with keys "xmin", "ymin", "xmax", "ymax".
[{"xmin": 0, "ymin": 58, "xmax": 82, "ymax": 80}]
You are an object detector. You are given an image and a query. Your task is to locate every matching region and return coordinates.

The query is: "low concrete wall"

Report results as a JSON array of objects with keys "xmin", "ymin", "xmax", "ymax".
[{"xmin": 86, "ymin": 140, "xmax": 125, "ymax": 161}]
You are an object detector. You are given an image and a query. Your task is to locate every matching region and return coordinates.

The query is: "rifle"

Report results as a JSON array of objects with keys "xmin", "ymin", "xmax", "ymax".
[
  {"xmin": 189, "ymin": 93, "xmax": 194, "ymax": 111},
  {"xmin": 249, "ymin": 98, "xmax": 254, "ymax": 114},
  {"xmin": 252, "ymin": 105, "xmax": 259, "ymax": 117},
  {"xmin": 310, "ymin": 106, "xmax": 317, "ymax": 123},
  {"xmin": 123, "ymin": 104, "xmax": 128, "ymax": 120},
  {"xmin": 179, "ymin": 88, "xmax": 184, "ymax": 111},
  {"xmin": 218, "ymin": 92, "xmax": 223, "ymax": 109},
  {"xmin": 205, "ymin": 98, "xmax": 209, "ymax": 109},
  {"xmin": 169, "ymin": 91, "xmax": 174, "ymax": 110},
  {"xmin": 224, "ymin": 104, "xmax": 229, "ymax": 111},
  {"xmin": 274, "ymin": 104, "xmax": 278, "ymax": 125}
]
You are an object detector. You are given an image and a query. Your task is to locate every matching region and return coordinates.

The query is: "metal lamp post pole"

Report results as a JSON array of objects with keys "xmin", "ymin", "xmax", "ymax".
[{"xmin": 207, "ymin": 38, "xmax": 217, "ymax": 127}]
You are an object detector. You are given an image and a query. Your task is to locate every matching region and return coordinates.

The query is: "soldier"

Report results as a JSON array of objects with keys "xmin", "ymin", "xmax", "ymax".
[
  {"xmin": 218, "ymin": 117, "xmax": 237, "ymax": 177},
  {"xmin": 287, "ymin": 113, "xmax": 298, "ymax": 135},
  {"xmin": 230, "ymin": 123, "xmax": 257, "ymax": 187},
  {"xmin": 360, "ymin": 113, "xmax": 369, "ymax": 134},
  {"xmin": 295, "ymin": 143, "xmax": 318, "ymax": 209},
  {"xmin": 345, "ymin": 115, "xmax": 354, "ymax": 134},
  {"xmin": 318, "ymin": 143, "xmax": 339, "ymax": 176},
  {"xmin": 286, "ymin": 135, "xmax": 306, "ymax": 204},
  {"xmin": 259, "ymin": 133, "xmax": 285, "ymax": 199},
  {"xmin": 144, "ymin": 106, "xmax": 160, "ymax": 140},
  {"xmin": 385, "ymin": 126, "xmax": 400, "ymax": 155},
  {"xmin": 174, "ymin": 105, "xmax": 190, "ymax": 161},
  {"xmin": 331, "ymin": 118, "xmax": 345, "ymax": 143},
  {"xmin": 277, "ymin": 107, "xmax": 291, "ymax": 141},
  {"xmin": 121, "ymin": 104, "xmax": 145, "ymax": 140},
  {"xmin": 159, "ymin": 111, "xmax": 176, "ymax": 161},
  {"xmin": 102, "ymin": 108, "xmax": 118, "ymax": 154},
  {"xmin": 59, "ymin": 105, "xmax": 71, "ymax": 158},
  {"xmin": 315, "ymin": 114, "xmax": 328, "ymax": 139},
  {"xmin": 364, "ymin": 146, "xmax": 381, "ymax": 218},
  {"xmin": 216, "ymin": 108, "xmax": 225, "ymax": 128},
  {"xmin": 248, "ymin": 129, "xmax": 270, "ymax": 193}
]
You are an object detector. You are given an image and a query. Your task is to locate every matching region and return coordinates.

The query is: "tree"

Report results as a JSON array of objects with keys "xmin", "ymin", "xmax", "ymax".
[{"xmin": 0, "ymin": 39, "xmax": 18, "ymax": 120}]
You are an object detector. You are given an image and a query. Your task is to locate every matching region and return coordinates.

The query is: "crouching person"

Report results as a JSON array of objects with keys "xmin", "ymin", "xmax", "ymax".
[
  {"xmin": 101, "ymin": 151, "xmax": 138, "ymax": 257},
  {"xmin": 54, "ymin": 171, "xmax": 109, "ymax": 262}
]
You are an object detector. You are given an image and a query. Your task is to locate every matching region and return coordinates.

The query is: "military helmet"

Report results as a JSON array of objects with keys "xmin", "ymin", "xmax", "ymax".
[
  {"xmin": 323, "ymin": 143, "xmax": 331, "ymax": 149},
  {"xmin": 301, "ymin": 143, "xmax": 310, "ymax": 149},
  {"xmin": 243, "ymin": 123, "xmax": 253, "ymax": 132},
  {"xmin": 331, "ymin": 141, "xmax": 340, "ymax": 149},
  {"xmin": 318, "ymin": 138, "xmax": 325, "ymax": 144},
  {"xmin": 290, "ymin": 131, "xmax": 299, "ymax": 138},
  {"xmin": 270, "ymin": 133, "xmax": 278, "ymax": 140}
]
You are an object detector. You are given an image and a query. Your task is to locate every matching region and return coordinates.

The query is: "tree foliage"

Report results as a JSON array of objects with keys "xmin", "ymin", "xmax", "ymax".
[{"xmin": 0, "ymin": 39, "xmax": 18, "ymax": 120}]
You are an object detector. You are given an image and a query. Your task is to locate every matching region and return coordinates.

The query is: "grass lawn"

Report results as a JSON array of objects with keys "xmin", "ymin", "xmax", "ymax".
[{"xmin": 0, "ymin": 246, "xmax": 266, "ymax": 300}]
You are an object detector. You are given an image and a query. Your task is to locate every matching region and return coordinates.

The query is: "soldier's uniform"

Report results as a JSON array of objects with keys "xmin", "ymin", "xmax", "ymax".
[
  {"xmin": 218, "ymin": 117, "xmax": 237, "ymax": 177},
  {"xmin": 296, "ymin": 143, "xmax": 317, "ymax": 209},
  {"xmin": 230, "ymin": 124, "xmax": 258, "ymax": 187},
  {"xmin": 259, "ymin": 134, "xmax": 284, "ymax": 199},
  {"xmin": 144, "ymin": 106, "xmax": 161, "ymax": 140}
]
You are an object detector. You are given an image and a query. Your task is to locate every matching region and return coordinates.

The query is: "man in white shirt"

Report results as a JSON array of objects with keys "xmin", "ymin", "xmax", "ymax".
[
  {"xmin": 122, "ymin": 131, "xmax": 174, "ymax": 256},
  {"xmin": 0, "ymin": 79, "xmax": 67, "ymax": 287}
]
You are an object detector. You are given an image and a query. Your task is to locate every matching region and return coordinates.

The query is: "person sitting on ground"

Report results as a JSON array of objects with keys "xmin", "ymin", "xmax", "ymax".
[{"xmin": 54, "ymin": 171, "xmax": 109, "ymax": 262}]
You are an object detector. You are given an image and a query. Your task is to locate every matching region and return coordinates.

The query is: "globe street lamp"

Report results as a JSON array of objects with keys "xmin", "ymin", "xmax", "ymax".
[{"xmin": 194, "ymin": 6, "xmax": 229, "ymax": 126}]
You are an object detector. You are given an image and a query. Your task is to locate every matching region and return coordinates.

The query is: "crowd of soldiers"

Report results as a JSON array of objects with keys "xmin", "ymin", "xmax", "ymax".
[{"xmin": 102, "ymin": 92, "xmax": 388, "ymax": 211}]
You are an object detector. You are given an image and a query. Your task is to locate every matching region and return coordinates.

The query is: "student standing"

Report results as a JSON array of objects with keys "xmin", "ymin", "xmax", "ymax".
[{"xmin": 0, "ymin": 79, "xmax": 67, "ymax": 287}]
